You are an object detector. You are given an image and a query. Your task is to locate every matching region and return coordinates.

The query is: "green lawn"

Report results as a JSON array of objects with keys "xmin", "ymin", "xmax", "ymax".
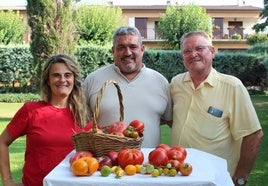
[
  {"xmin": 0, "ymin": 95, "xmax": 267, "ymax": 185},
  {"xmin": 0, "ymin": 103, "xmax": 25, "ymax": 183}
]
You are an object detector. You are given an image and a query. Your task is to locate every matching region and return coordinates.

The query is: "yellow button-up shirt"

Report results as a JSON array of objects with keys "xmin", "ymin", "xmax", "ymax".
[{"xmin": 170, "ymin": 68, "xmax": 262, "ymax": 176}]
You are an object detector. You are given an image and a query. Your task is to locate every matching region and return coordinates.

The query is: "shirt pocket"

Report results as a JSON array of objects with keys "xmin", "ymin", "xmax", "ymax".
[{"xmin": 197, "ymin": 110, "xmax": 229, "ymax": 140}]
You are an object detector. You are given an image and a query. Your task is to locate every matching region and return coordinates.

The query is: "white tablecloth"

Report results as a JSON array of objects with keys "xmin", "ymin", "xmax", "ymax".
[{"xmin": 43, "ymin": 148, "xmax": 234, "ymax": 186}]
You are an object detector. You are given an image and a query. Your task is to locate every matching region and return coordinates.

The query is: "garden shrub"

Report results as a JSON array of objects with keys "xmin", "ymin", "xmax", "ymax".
[
  {"xmin": 246, "ymin": 33, "xmax": 268, "ymax": 46},
  {"xmin": 0, "ymin": 93, "xmax": 40, "ymax": 103},
  {"xmin": 0, "ymin": 45, "xmax": 267, "ymax": 99}
]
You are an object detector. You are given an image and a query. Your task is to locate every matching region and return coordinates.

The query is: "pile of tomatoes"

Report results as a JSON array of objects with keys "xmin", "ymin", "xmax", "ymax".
[
  {"xmin": 69, "ymin": 143, "xmax": 192, "ymax": 178},
  {"xmin": 69, "ymin": 148, "xmax": 144, "ymax": 177},
  {"xmin": 78, "ymin": 119, "xmax": 145, "ymax": 139},
  {"xmin": 148, "ymin": 144, "xmax": 192, "ymax": 176},
  {"xmin": 108, "ymin": 119, "xmax": 145, "ymax": 138}
]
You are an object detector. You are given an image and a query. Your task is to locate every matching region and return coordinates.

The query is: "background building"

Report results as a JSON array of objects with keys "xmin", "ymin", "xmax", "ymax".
[{"xmin": 0, "ymin": 0, "xmax": 264, "ymax": 51}]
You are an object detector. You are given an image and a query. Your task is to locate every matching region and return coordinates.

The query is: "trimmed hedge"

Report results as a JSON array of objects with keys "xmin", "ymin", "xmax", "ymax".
[
  {"xmin": 0, "ymin": 45, "xmax": 34, "ymax": 93},
  {"xmin": 0, "ymin": 45, "xmax": 267, "ymax": 95},
  {"xmin": 0, "ymin": 93, "xmax": 40, "ymax": 103}
]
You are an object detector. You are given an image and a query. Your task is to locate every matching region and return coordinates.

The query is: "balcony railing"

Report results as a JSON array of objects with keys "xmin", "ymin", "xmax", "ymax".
[{"xmin": 139, "ymin": 28, "xmax": 247, "ymax": 41}]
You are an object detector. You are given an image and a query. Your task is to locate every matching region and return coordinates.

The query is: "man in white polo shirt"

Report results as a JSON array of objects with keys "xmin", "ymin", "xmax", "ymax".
[{"xmin": 83, "ymin": 26, "xmax": 172, "ymax": 148}]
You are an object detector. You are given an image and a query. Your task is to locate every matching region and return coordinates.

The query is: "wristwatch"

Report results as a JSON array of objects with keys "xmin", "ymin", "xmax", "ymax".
[{"xmin": 236, "ymin": 177, "xmax": 247, "ymax": 185}]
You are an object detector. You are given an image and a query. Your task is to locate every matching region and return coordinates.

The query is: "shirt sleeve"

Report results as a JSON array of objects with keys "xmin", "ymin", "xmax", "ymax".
[
  {"xmin": 7, "ymin": 103, "xmax": 30, "ymax": 138},
  {"xmin": 230, "ymin": 84, "xmax": 262, "ymax": 140}
]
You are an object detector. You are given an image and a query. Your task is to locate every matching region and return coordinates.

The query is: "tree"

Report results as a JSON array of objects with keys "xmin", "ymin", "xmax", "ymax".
[
  {"xmin": 253, "ymin": 0, "xmax": 268, "ymax": 32},
  {"xmin": 0, "ymin": 10, "xmax": 26, "ymax": 45},
  {"xmin": 26, "ymin": 0, "xmax": 76, "ymax": 89},
  {"xmin": 75, "ymin": 5, "xmax": 123, "ymax": 46},
  {"xmin": 155, "ymin": 3, "xmax": 213, "ymax": 49}
]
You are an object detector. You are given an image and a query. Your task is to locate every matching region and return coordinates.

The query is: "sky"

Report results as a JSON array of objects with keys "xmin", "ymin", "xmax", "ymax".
[{"xmin": 0, "ymin": 0, "xmax": 264, "ymax": 8}]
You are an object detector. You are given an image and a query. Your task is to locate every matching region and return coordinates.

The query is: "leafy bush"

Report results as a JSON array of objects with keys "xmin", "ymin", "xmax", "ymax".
[
  {"xmin": 231, "ymin": 33, "xmax": 242, "ymax": 40},
  {"xmin": 247, "ymin": 43, "xmax": 268, "ymax": 56},
  {"xmin": 213, "ymin": 52, "xmax": 267, "ymax": 90},
  {"xmin": 143, "ymin": 50, "xmax": 186, "ymax": 81},
  {"xmin": 0, "ymin": 45, "xmax": 267, "ymax": 95},
  {"xmin": 0, "ymin": 10, "xmax": 26, "ymax": 45},
  {"xmin": 0, "ymin": 93, "xmax": 40, "ymax": 103},
  {"xmin": 0, "ymin": 45, "xmax": 34, "ymax": 92},
  {"xmin": 75, "ymin": 45, "xmax": 113, "ymax": 79},
  {"xmin": 247, "ymin": 89, "xmax": 266, "ymax": 95},
  {"xmin": 246, "ymin": 33, "xmax": 268, "ymax": 46}
]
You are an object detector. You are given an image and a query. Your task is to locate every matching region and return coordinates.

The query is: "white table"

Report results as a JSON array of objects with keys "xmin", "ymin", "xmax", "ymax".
[{"xmin": 43, "ymin": 148, "xmax": 234, "ymax": 186}]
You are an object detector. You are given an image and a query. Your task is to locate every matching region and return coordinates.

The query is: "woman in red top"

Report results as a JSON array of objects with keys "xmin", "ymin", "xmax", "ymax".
[{"xmin": 0, "ymin": 54, "xmax": 89, "ymax": 186}]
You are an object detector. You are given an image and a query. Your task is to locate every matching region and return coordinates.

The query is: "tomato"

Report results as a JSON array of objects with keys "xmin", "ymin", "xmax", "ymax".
[
  {"xmin": 129, "ymin": 120, "xmax": 145, "ymax": 133},
  {"xmin": 69, "ymin": 151, "xmax": 93, "ymax": 165},
  {"xmin": 107, "ymin": 121, "xmax": 128, "ymax": 134},
  {"xmin": 148, "ymin": 148, "xmax": 169, "ymax": 167},
  {"xmin": 170, "ymin": 145, "xmax": 187, "ymax": 158},
  {"xmin": 124, "ymin": 164, "xmax": 136, "ymax": 175},
  {"xmin": 117, "ymin": 148, "xmax": 144, "ymax": 168},
  {"xmin": 111, "ymin": 131, "xmax": 125, "ymax": 137},
  {"xmin": 156, "ymin": 143, "xmax": 171, "ymax": 152},
  {"xmin": 167, "ymin": 149, "xmax": 186, "ymax": 163},
  {"xmin": 129, "ymin": 131, "xmax": 139, "ymax": 138},
  {"xmin": 168, "ymin": 159, "xmax": 181, "ymax": 171},
  {"xmin": 70, "ymin": 157, "xmax": 99, "ymax": 176},
  {"xmin": 123, "ymin": 126, "xmax": 139, "ymax": 138},
  {"xmin": 97, "ymin": 155, "xmax": 112, "ymax": 170},
  {"xmin": 107, "ymin": 151, "xmax": 119, "ymax": 166},
  {"xmin": 179, "ymin": 162, "xmax": 193, "ymax": 176},
  {"xmin": 82, "ymin": 121, "xmax": 102, "ymax": 131}
]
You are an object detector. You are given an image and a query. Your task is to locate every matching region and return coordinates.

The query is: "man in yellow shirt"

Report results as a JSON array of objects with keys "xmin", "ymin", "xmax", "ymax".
[{"xmin": 170, "ymin": 31, "xmax": 263, "ymax": 186}]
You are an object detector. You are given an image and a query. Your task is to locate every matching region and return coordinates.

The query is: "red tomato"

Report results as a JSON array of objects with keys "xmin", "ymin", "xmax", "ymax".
[
  {"xmin": 97, "ymin": 155, "xmax": 113, "ymax": 170},
  {"xmin": 69, "ymin": 151, "xmax": 93, "ymax": 165},
  {"xmin": 148, "ymin": 148, "xmax": 169, "ymax": 167},
  {"xmin": 117, "ymin": 148, "xmax": 144, "ymax": 168},
  {"xmin": 107, "ymin": 151, "xmax": 119, "ymax": 166},
  {"xmin": 168, "ymin": 159, "xmax": 181, "ymax": 171},
  {"xmin": 171, "ymin": 145, "xmax": 187, "ymax": 158},
  {"xmin": 82, "ymin": 121, "xmax": 102, "ymax": 132},
  {"xmin": 111, "ymin": 131, "xmax": 125, "ymax": 137},
  {"xmin": 107, "ymin": 121, "xmax": 128, "ymax": 134},
  {"xmin": 179, "ymin": 162, "xmax": 193, "ymax": 176},
  {"xmin": 129, "ymin": 120, "xmax": 145, "ymax": 133},
  {"xmin": 167, "ymin": 149, "xmax": 186, "ymax": 163},
  {"xmin": 156, "ymin": 143, "xmax": 171, "ymax": 152}
]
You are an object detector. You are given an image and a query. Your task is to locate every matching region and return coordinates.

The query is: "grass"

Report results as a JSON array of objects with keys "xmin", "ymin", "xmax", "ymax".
[
  {"xmin": 0, "ymin": 95, "xmax": 267, "ymax": 185},
  {"xmin": 247, "ymin": 95, "xmax": 268, "ymax": 185},
  {"xmin": 0, "ymin": 103, "xmax": 25, "ymax": 184}
]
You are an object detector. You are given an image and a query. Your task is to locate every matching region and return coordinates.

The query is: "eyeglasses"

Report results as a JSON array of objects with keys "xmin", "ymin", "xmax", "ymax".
[{"xmin": 182, "ymin": 45, "xmax": 212, "ymax": 56}]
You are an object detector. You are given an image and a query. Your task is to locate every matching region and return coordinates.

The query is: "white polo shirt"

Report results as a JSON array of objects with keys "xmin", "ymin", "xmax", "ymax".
[{"xmin": 83, "ymin": 64, "xmax": 172, "ymax": 148}]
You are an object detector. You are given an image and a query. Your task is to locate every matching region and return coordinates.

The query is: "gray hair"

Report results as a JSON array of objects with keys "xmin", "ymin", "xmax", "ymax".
[
  {"xmin": 180, "ymin": 31, "xmax": 212, "ymax": 49},
  {"xmin": 113, "ymin": 26, "xmax": 142, "ymax": 46}
]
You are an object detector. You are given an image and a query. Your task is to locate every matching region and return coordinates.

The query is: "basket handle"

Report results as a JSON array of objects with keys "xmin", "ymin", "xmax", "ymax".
[{"xmin": 92, "ymin": 80, "xmax": 124, "ymax": 133}]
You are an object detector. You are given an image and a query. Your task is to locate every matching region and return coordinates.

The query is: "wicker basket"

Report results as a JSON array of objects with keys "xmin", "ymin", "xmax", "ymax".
[{"xmin": 72, "ymin": 80, "xmax": 143, "ymax": 157}]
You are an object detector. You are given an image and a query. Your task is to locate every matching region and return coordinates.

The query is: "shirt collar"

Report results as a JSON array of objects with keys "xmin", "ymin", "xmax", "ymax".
[
  {"xmin": 112, "ymin": 63, "xmax": 146, "ymax": 73},
  {"xmin": 112, "ymin": 64, "xmax": 146, "ymax": 81},
  {"xmin": 183, "ymin": 68, "xmax": 217, "ymax": 87}
]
